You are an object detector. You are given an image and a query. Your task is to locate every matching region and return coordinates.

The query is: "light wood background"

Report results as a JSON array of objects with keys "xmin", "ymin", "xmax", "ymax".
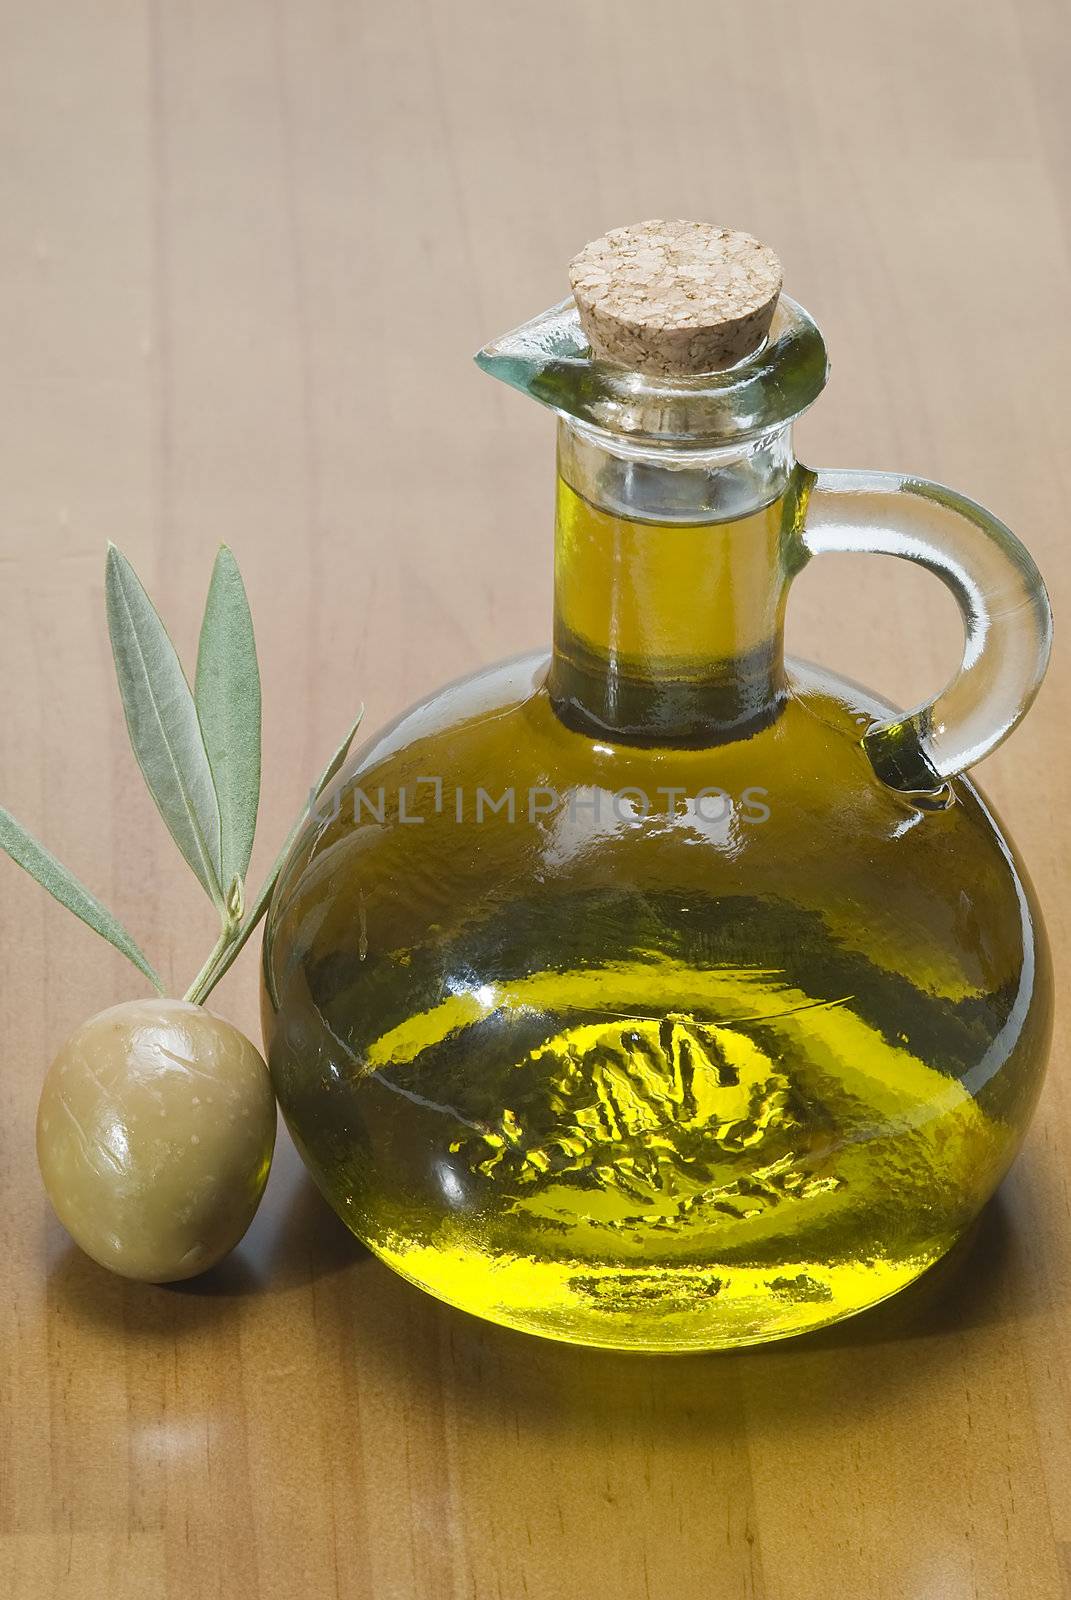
[{"xmin": 2, "ymin": 2, "xmax": 1070, "ymax": 1596}]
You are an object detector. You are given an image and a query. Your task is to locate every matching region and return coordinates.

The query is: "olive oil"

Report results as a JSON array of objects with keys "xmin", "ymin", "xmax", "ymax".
[{"xmin": 261, "ymin": 226, "xmax": 1052, "ymax": 1350}]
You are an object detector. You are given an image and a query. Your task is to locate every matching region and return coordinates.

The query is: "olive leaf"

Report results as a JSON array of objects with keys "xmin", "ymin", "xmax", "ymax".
[
  {"xmin": 105, "ymin": 545, "xmax": 224, "ymax": 909},
  {"xmin": 0, "ymin": 806, "xmax": 164, "ymax": 992},
  {"xmin": 194, "ymin": 545, "xmax": 262, "ymax": 890},
  {"xmin": 188, "ymin": 710, "xmax": 364, "ymax": 1003},
  {"xmin": 314, "ymin": 713, "xmax": 366, "ymax": 797}
]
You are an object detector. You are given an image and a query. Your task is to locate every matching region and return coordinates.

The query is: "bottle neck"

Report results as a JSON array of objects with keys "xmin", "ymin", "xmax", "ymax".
[{"xmin": 548, "ymin": 420, "xmax": 801, "ymax": 745}]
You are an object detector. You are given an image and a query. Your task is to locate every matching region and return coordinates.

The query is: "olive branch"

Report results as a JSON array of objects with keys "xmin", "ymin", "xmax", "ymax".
[{"xmin": 1, "ymin": 546, "xmax": 361, "ymax": 1004}]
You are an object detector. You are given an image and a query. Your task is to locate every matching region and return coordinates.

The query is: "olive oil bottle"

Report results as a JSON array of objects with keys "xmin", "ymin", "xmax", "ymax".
[{"xmin": 262, "ymin": 222, "xmax": 1052, "ymax": 1350}]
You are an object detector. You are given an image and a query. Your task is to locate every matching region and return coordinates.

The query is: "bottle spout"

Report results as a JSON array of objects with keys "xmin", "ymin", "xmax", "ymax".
[{"xmin": 475, "ymin": 296, "xmax": 593, "ymax": 407}]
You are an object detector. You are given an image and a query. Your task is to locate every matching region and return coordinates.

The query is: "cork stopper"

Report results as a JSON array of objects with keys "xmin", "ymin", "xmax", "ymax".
[{"xmin": 569, "ymin": 220, "xmax": 783, "ymax": 377}]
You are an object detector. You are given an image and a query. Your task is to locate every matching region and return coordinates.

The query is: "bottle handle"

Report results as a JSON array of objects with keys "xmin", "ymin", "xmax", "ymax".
[{"xmin": 799, "ymin": 468, "xmax": 1053, "ymax": 791}]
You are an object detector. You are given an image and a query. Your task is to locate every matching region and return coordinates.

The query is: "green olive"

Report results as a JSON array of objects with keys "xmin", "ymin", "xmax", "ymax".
[{"xmin": 36, "ymin": 998, "xmax": 276, "ymax": 1282}]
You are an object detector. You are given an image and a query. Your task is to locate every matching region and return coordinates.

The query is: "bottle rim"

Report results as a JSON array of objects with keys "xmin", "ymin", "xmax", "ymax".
[{"xmin": 475, "ymin": 293, "xmax": 829, "ymax": 447}]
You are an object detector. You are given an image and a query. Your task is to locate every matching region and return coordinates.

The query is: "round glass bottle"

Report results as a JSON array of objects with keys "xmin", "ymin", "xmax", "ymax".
[{"xmin": 262, "ymin": 227, "xmax": 1053, "ymax": 1351}]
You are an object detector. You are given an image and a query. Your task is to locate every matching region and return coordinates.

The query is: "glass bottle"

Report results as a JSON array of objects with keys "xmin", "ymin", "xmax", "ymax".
[{"xmin": 262, "ymin": 223, "xmax": 1053, "ymax": 1351}]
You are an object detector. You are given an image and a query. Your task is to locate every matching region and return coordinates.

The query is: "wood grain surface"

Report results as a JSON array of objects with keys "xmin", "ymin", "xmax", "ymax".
[{"xmin": 2, "ymin": 2, "xmax": 1070, "ymax": 1596}]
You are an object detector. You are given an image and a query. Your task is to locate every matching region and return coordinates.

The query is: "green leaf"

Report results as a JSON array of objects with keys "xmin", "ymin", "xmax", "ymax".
[
  {"xmin": 190, "ymin": 709, "xmax": 364, "ymax": 1003},
  {"xmin": 0, "ymin": 806, "xmax": 165, "ymax": 992},
  {"xmin": 312, "ymin": 710, "xmax": 365, "ymax": 800},
  {"xmin": 194, "ymin": 545, "xmax": 262, "ymax": 888},
  {"xmin": 105, "ymin": 545, "xmax": 224, "ymax": 907}
]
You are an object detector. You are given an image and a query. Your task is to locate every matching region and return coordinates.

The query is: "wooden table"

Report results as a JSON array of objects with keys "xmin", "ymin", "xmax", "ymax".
[{"xmin": 2, "ymin": 2, "xmax": 1069, "ymax": 1595}]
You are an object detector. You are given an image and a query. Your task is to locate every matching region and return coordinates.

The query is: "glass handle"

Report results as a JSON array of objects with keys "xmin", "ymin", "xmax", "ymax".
[{"xmin": 800, "ymin": 468, "xmax": 1053, "ymax": 790}]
